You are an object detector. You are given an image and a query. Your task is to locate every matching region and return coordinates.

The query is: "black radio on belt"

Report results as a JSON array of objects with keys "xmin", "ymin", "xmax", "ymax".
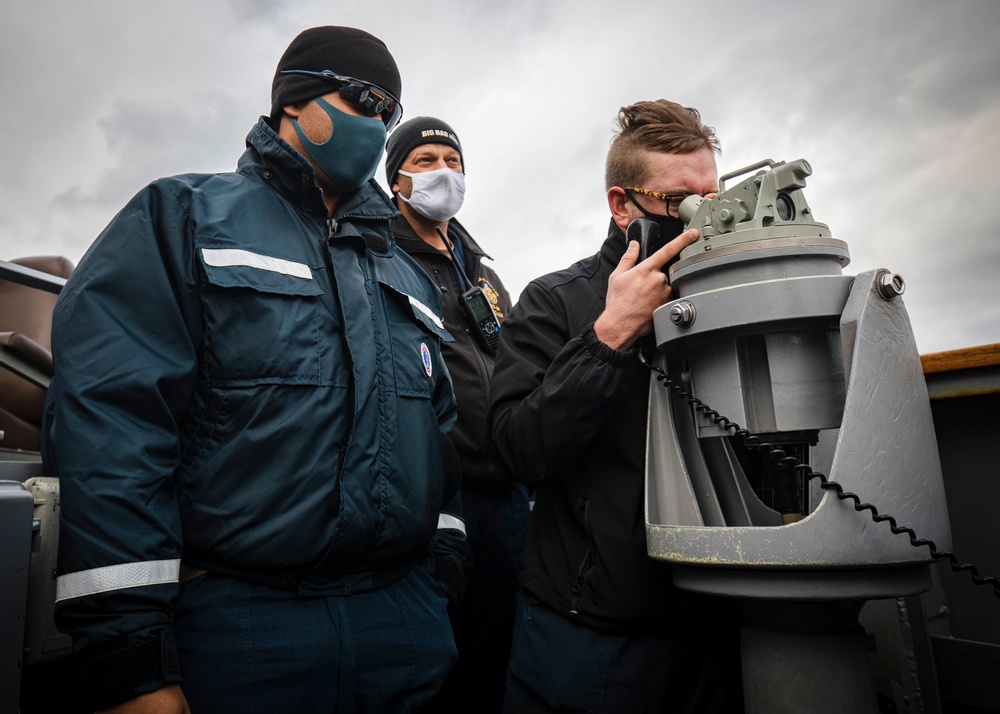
[{"xmin": 436, "ymin": 227, "xmax": 500, "ymax": 353}]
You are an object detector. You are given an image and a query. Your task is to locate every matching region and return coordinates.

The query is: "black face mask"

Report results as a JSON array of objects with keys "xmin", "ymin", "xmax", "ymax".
[{"xmin": 624, "ymin": 191, "xmax": 686, "ymax": 247}]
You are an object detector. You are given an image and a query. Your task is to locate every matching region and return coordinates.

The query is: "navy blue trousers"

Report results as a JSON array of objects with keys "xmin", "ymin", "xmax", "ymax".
[
  {"xmin": 428, "ymin": 486, "xmax": 531, "ymax": 713},
  {"xmin": 173, "ymin": 565, "xmax": 456, "ymax": 714},
  {"xmin": 503, "ymin": 590, "xmax": 741, "ymax": 714}
]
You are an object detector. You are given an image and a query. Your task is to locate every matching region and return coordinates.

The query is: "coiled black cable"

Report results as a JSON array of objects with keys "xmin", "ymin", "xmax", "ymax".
[{"xmin": 639, "ymin": 354, "xmax": 1000, "ymax": 599}]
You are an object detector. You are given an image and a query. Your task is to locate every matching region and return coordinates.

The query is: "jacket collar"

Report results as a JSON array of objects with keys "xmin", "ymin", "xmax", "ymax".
[
  {"xmin": 237, "ymin": 117, "xmax": 400, "ymax": 226},
  {"xmin": 600, "ymin": 218, "xmax": 629, "ymax": 268},
  {"xmin": 389, "ymin": 213, "xmax": 492, "ymax": 262}
]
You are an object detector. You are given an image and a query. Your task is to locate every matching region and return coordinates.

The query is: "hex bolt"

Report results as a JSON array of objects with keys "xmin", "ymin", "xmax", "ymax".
[
  {"xmin": 876, "ymin": 271, "xmax": 906, "ymax": 300},
  {"xmin": 669, "ymin": 301, "xmax": 697, "ymax": 327}
]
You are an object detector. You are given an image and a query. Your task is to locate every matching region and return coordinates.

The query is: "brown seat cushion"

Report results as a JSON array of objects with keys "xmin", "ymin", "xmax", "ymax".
[{"xmin": 0, "ymin": 256, "xmax": 74, "ymax": 451}]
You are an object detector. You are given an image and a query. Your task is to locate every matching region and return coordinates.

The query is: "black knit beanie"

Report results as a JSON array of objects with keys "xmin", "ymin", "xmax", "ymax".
[
  {"xmin": 385, "ymin": 116, "xmax": 464, "ymax": 188},
  {"xmin": 270, "ymin": 26, "xmax": 402, "ymax": 118}
]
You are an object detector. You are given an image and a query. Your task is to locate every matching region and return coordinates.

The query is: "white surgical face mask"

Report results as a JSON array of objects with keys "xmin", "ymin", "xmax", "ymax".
[{"xmin": 398, "ymin": 167, "xmax": 466, "ymax": 221}]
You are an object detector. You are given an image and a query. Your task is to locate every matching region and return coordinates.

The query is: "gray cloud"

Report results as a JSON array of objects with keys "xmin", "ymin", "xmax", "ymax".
[{"xmin": 1, "ymin": 0, "xmax": 997, "ymax": 354}]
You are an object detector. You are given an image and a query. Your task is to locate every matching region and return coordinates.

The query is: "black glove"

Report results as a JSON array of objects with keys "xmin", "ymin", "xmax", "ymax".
[
  {"xmin": 429, "ymin": 528, "xmax": 468, "ymax": 617},
  {"xmin": 428, "ymin": 489, "xmax": 469, "ymax": 618}
]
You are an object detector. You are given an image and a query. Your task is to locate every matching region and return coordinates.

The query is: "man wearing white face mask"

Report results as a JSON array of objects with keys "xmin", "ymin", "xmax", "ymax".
[{"xmin": 386, "ymin": 117, "xmax": 529, "ymax": 714}]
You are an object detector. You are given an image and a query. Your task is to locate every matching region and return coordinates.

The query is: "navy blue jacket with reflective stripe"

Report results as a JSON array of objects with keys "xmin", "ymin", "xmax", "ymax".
[{"xmin": 52, "ymin": 118, "xmax": 458, "ymax": 656}]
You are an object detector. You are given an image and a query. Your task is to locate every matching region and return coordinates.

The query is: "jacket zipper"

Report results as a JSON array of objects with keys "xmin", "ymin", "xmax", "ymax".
[
  {"xmin": 328, "ymin": 218, "xmax": 352, "ymax": 482},
  {"xmin": 569, "ymin": 497, "xmax": 595, "ymax": 617}
]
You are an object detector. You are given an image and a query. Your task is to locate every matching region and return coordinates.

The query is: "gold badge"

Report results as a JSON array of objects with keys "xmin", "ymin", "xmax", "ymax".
[{"xmin": 478, "ymin": 278, "xmax": 504, "ymax": 318}]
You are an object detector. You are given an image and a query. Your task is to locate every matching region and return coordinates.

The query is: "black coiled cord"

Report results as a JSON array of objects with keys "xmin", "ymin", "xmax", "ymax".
[{"xmin": 639, "ymin": 355, "xmax": 1000, "ymax": 599}]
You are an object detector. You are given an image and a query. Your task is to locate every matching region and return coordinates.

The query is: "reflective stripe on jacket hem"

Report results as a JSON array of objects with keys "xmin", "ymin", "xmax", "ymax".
[{"xmin": 56, "ymin": 559, "xmax": 181, "ymax": 602}]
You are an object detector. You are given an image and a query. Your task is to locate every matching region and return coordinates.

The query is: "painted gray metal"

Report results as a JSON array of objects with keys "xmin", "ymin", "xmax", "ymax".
[
  {"xmin": 741, "ymin": 615, "xmax": 878, "ymax": 713},
  {"xmin": 652, "ymin": 273, "xmax": 853, "ymax": 436},
  {"xmin": 1, "ymin": 479, "xmax": 35, "ymax": 714},
  {"xmin": 0, "ymin": 260, "xmax": 66, "ymax": 295},
  {"xmin": 653, "ymin": 274, "xmax": 854, "ymax": 347},
  {"xmin": 645, "ymin": 269, "xmax": 952, "ymax": 575},
  {"xmin": 925, "ymin": 362, "xmax": 1000, "ymax": 399},
  {"xmin": 22, "ymin": 478, "xmax": 72, "ymax": 666},
  {"xmin": 670, "ymin": 240, "xmax": 850, "ymax": 296}
]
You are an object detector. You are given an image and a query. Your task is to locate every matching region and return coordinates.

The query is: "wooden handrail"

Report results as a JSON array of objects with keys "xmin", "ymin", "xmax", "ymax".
[{"xmin": 921, "ymin": 343, "xmax": 1000, "ymax": 375}]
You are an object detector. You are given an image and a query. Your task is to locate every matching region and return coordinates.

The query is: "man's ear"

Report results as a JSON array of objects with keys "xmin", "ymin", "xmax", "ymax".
[
  {"xmin": 283, "ymin": 103, "xmax": 304, "ymax": 119},
  {"xmin": 608, "ymin": 186, "xmax": 632, "ymax": 232}
]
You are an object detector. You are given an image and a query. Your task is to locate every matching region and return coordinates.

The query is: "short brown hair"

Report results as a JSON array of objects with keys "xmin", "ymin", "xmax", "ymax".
[{"xmin": 604, "ymin": 100, "xmax": 720, "ymax": 190}]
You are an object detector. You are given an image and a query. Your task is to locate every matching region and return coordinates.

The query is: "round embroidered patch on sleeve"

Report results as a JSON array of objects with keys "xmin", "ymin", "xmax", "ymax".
[{"xmin": 421, "ymin": 342, "xmax": 433, "ymax": 377}]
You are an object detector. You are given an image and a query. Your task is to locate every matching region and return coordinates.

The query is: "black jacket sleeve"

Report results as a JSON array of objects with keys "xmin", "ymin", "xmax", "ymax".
[{"xmin": 487, "ymin": 275, "xmax": 636, "ymax": 488}]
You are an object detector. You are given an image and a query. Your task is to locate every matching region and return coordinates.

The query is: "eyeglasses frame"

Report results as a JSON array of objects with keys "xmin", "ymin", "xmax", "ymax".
[
  {"xmin": 623, "ymin": 187, "xmax": 694, "ymax": 217},
  {"xmin": 279, "ymin": 69, "xmax": 403, "ymax": 130}
]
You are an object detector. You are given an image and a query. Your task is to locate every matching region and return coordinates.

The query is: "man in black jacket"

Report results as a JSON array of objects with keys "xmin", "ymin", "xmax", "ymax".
[
  {"xmin": 488, "ymin": 100, "xmax": 741, "ymax": 713},
  {"xmin": 386, "ymin": 116, "xmax": 530, "ymax": 713}
]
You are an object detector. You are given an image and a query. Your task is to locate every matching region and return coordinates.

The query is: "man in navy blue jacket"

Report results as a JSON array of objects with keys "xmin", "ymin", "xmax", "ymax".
[{"xmin": 51, "ymin": 26, "xmax": 463, "ymax": 713}]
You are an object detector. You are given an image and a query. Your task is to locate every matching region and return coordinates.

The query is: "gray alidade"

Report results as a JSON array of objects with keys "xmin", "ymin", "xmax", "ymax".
[{"xmin": 644, "ymin": 158, "xmax": 949, "ymax": 713}]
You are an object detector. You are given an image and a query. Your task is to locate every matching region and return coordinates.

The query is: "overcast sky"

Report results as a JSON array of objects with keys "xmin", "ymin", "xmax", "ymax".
[{"xmin": 2, "ymin": 0, "xmax": 998, "ymax": 355}]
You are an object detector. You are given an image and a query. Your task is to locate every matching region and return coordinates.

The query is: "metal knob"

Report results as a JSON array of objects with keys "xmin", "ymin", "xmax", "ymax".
[
  {"xmin": 669, "ymin": 301, "xmax": 697, "ymax": 327},
  {"xmin": 876, "ymin": 271, "xmax": 905, "ymax": 300}
]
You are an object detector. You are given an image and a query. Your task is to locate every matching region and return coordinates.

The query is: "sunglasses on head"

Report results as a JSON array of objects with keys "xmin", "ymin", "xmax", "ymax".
[{"xmin": 280, "ymin": 69, "xmax": 403, "ymax": 131}]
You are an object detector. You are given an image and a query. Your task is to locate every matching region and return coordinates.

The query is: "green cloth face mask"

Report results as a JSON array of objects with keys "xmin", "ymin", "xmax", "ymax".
[{"xmin": 292, "ymin": 97, "xmax": 387, "ymax": 193}]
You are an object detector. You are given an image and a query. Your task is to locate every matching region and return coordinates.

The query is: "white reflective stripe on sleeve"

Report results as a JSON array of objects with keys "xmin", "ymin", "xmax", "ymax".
[
  {"xmin": 437, "ymin": 513, "xmax": 466, "ymax": 535},
  {"xmin": 408, "ymin": 295, "xmax": 445, "ymax": 330},
  {"xmin": 56, "ymin": 559, "xmax": 182, "ymax": 602},
  {"xmin": 201, "ymin": 248, "xmax": 313, "ymax": 280}
]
